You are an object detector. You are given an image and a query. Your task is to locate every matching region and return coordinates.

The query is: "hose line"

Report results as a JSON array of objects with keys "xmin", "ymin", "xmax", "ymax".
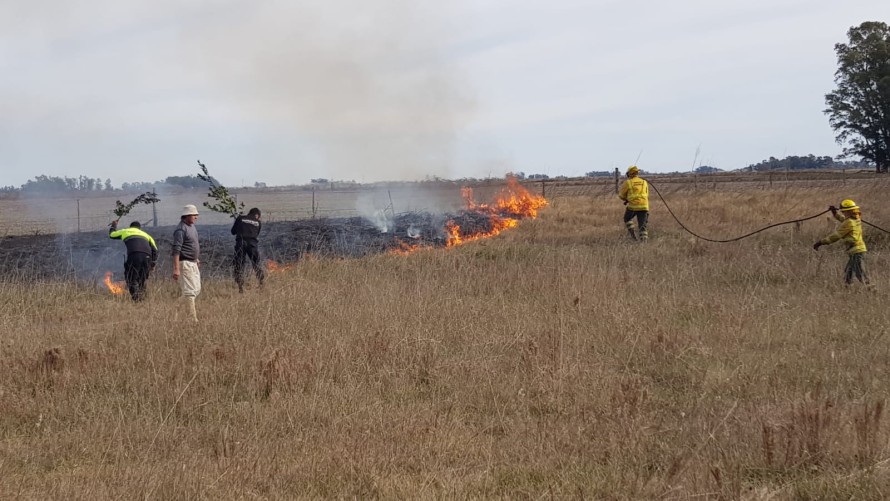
[
  {"xmin": 647, "ymin": 181, "xmax": 830, "ymax": 243},
  {"xmin": 862, "ymin": 220, "xmax": 890, "ymax": 235}
]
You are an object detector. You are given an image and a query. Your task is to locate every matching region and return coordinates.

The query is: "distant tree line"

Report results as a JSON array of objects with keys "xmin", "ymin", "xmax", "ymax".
[
  {"xmin": 4, "ymin": 174, "xmax": 221, "ymax": 195},
  {"xmin": 19, "ymin": 175, "xmax": 113, "ymax": 194},
  {"xmin": 743, "ymin": 155, "xmax": 872, "ymax": 172}
]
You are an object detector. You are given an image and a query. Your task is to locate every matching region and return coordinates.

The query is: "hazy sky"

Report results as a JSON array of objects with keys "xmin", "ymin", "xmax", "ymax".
[{"xmin": 0, "ymin": 0, "xmax": 885, "ymax": 188}]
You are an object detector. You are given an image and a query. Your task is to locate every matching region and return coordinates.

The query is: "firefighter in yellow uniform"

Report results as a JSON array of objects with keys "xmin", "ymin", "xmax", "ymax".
[
  {"xmin": 813, "ymin": 199, "xmax": 869, "ymax": 285},
  {"xmin": 618, "ymin": 165, "xmax": 649, "ymax": 241}
]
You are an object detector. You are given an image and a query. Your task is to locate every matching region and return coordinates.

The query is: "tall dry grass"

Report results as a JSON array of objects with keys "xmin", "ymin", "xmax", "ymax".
[{"xmin": 2, "ymin": 179, "xmax": 890, "ymax": 499}]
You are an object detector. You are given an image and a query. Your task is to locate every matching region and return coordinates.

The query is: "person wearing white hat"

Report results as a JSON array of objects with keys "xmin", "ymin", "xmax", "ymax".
[{"xmin": 172, "ymin": 204, "xmax": 201, "ymax": 321}]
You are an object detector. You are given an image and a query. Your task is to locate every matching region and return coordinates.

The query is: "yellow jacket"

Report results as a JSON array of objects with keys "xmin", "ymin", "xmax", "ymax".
[
  {"xmin": 619, "ymin": 177, "xmax": 649, "ymax": 211},
  {"xmin": 820, "ymin": 215, "xmax": 866, "ymax": 254}
]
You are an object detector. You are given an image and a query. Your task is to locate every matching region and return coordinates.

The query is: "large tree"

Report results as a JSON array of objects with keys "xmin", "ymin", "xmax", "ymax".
[{"xmin": 824, "ymin": 21, "xmax": 890, "ymax": 173}]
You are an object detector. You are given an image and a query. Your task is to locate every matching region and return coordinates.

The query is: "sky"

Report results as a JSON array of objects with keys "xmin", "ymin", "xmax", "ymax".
[{"xmin": 0, "ymin": 0, "xmax": 886, "ymax": 188}]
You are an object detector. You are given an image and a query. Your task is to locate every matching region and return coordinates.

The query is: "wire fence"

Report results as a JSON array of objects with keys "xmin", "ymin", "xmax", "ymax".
[{"xmin": 2, "ymin": 172, "xmax": 887, "ymax": 236}]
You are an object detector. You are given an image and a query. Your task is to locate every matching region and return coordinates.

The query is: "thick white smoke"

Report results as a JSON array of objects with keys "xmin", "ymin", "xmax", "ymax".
[{"xmin": 177, "ymin": 0, "xmax": 476, "ymax": 183}]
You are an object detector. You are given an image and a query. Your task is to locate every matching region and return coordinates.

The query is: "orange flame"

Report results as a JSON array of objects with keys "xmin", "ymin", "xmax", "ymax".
[
  {"xmin": 103, "ymin": 271, "xmax": 126, "ymax": 295},
  {"xmin": 266, "ymin": 260, "xmax": 294, "ymax": 273},
  {"xmin": 494, "ymin": 176, "xmax": 548, "ymax": 218},
  {"xmin": 445, "ymin": 176, "xmax": 545, "ymax": 247},
  {"xmin": 390, "ymin": 239, "xmax": 424, "ymax": 255},
  {"xmin": 388, "ymin": 175, "xmax": 548, "ymax": 254}
]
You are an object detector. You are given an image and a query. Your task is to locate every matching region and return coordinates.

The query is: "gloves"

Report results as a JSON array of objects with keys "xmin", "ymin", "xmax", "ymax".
[
  {"xmin": 828, "ymin": 205, "xmax": 837, "ymax": 212},
  {"xmin": 110, "ymin": 220, "xmax": 118, "ymax": 229},
  {"xmin": 813, "ymin": 242, "xmax": 822, "ymax": 250},
  {"xmin": 622, "ymin": 200, "xmax": 628, "ymax": 206}
]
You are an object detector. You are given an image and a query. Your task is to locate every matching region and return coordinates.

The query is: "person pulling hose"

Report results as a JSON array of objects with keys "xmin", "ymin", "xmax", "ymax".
[{"xmin": 813, "ymin": 199, "xmax": 870, "ymax": 286}]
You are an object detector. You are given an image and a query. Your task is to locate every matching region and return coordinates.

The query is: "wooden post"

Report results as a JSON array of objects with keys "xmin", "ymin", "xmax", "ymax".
[
  {"xmin": 541, "ymin": 180, "xmax": 546, "ymax": 199},
  {"xmin": 311, "ymin": 188, "xmax": 317, "ymax": 219},
  {"xmin": 76, "ymin": 199, "xmax": 81, "ymax": 233},
  {"xmin": 614, "ymin": 168, "xmax": 620, "ymax": 194},
  {"xmin": 151, "ymin": 189, "xmax": 158, "ymax": 227}
]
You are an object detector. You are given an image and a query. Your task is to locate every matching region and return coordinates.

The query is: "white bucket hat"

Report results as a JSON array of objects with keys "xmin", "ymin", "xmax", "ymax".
[{"xmin": 181, "ymin": 204, "xmax": 199, "ymax": 216}]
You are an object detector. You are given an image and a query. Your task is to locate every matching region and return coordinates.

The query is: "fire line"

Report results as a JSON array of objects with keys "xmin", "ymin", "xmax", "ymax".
[{"xmin": 103, "ymin": 271, "xmax": 126, "ymax": 295}]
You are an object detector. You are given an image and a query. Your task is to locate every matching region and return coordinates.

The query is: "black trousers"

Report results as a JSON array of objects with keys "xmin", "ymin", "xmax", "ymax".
[
  {"xmin": 844, "ymin": 253, "xmax": 870, "ymax": 285},
  {"xmin": 234, "ymin": 244, "xmax": 265, "ymax": 288},
  {"xmin": 124, "ymin": 253, "xmax": 152, "ymax": 301},
  {"xmin": 623, "ymin": 209, "xmax": 649, "ymax": 239}
]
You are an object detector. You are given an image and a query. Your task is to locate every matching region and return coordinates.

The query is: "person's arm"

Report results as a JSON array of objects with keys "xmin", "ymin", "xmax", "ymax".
[
  {"xmin": 172, "ymin": 228, "xmax": 183, "ymax": 280},
  {"xmin": 231, "ymin": 217, "xmax": 240, "ymax": 235},
  {"xmin": 109, "ymin": 220, "xmax": 121, "ymax": 239},
  {"xmin": 815, "ymin": 219, "xmax": 851, "ymax": 249},
  {"xmin": 618, "ymin": 181, "xmax": 629, "ymax": 203},
  {"xmin": 827, "ymin": 206, "xmax": 844, "ymax": 222},
  {"xmin": 148, "ymin": 236, "xmax": 158, "ymax": 268}
]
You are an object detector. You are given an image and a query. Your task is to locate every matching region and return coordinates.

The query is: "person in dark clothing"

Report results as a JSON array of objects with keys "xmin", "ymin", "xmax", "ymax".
[
  {"xmin": 109, "ymin": 220, "xmax": 158, "ymax": 301},
  {"xmin": 231, "ymin": 207, "xmax": 265, "ymax": 293}
]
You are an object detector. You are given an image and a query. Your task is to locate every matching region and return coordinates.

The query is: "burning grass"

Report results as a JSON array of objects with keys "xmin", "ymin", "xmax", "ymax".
[
  {"xmin": 102, "ymin": 271, "xmax": 126, "ymax": 295},
  {"xmin": 2, "ymin": 177, "xmax": 890, "ymax": 498}
]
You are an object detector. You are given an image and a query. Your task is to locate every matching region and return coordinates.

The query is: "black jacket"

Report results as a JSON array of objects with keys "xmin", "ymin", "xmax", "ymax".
[{"xmin": 231, "ymin": 214, "xmax": 262, "ymax": 246}]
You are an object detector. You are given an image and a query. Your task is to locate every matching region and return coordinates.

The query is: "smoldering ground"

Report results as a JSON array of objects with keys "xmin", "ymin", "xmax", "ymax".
[{"xmin": 0, "ymin": 209, "xmax": 510, "ymax": 284}]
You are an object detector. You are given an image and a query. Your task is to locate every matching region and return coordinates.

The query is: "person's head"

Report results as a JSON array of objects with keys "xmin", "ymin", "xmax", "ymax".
[
  {"xmin": 839, "ymin": 199, "xmax": 860, "ymax": 218},
  {"xmin": 247, "ymin": 207, "xmax": 261, "ymax": 219},
  {"xmin": 626, "ymin": 165, "xmax": 640, "ymax": 178},
  {"xmin": 129, "ymin": 221, "xmax": 141, "ymax": 229},
  {"xmin": 181, "ymin": 204, "xmax": 199, "ymax": 225}
]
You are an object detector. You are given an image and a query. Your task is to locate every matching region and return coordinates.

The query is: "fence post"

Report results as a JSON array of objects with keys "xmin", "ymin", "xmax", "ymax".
[
  {"xmin": 311, "ymin": 188, "xmax": 317, "ymax": 219},
  {"xmin": 541, "ymin": 180, "xmax": 546, "ymax": 199},
  {"xmin": 151, "ymin": 189, "xmax": 158, "ymax": 227},
  {"xmin": 76, "ymin": 199, "xmax": 81, "ymax": 233},
  {"xmin": 614, "ymin": 168, "xmax": 620, "ymax": 194}
]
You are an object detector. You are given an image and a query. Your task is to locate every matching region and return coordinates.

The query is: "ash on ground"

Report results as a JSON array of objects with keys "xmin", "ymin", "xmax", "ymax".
[{"xmin": 0, "ymin": 211, "xmax": 513, "ymax": 283}]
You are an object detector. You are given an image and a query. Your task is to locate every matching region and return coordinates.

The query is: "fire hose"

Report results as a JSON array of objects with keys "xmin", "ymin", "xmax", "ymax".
[{"xmin": 646, "ymin": 181, "xmax": 890, "ymax": 243}]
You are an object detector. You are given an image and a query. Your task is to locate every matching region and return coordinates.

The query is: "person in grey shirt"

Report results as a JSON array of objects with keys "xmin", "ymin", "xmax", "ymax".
[{"xmin": 172, "ymin": 204, "xmax": 201, "ymax": 321}]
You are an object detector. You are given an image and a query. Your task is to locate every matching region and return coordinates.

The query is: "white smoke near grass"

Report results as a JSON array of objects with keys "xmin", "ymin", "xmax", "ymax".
[
  {"xmin": 354, "ymin": 182, "xmax": 472, "ymax": 232},
  {"xmin": 355, "ymin": 190, "xmax": 394, "ymax": 233}
]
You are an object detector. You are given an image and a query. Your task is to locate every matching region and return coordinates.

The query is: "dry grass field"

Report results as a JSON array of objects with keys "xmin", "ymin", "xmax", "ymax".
[{"xmin": 3, "ymin": 174, "xmax": 890, "ymax": 499}]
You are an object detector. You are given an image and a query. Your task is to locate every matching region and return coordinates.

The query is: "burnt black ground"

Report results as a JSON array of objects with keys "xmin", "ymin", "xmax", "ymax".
[{"xmin": 0, "ymin": 211, "xmax": 507, "ymax": 284}]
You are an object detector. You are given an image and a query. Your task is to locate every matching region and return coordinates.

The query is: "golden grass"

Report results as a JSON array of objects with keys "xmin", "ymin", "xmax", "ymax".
[{"xmin": 3, "ymin": 178, "xmax": 890, "ymax": 498}]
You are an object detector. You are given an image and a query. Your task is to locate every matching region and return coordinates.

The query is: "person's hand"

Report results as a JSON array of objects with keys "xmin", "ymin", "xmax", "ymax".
[
  {"xmin": 110, "ymin": 220, "xmax": 118, "ymax": 229},
  {"xmin": 623, "ymin": 200, "xmax": 628, "ymax": 205},
  {"xmin": 172, "ymin": 268, "xmax": 180, "ymax": 281},
  {"xmin": 828, "ymin": 205, "xmax": 837, "ymax": 212},
  {"xmin": 813, "ymin": 242, "xmax": 822, "ymax": 250}
]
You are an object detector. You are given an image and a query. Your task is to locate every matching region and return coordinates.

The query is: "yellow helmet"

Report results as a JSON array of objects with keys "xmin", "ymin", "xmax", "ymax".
[
  {"xmin": 626, "ymin": 165, "xmax": 639, "ymax": 176},
  {"xmin": 839, "ymin": 199, "xmax": 860, "ymax": 211}
]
